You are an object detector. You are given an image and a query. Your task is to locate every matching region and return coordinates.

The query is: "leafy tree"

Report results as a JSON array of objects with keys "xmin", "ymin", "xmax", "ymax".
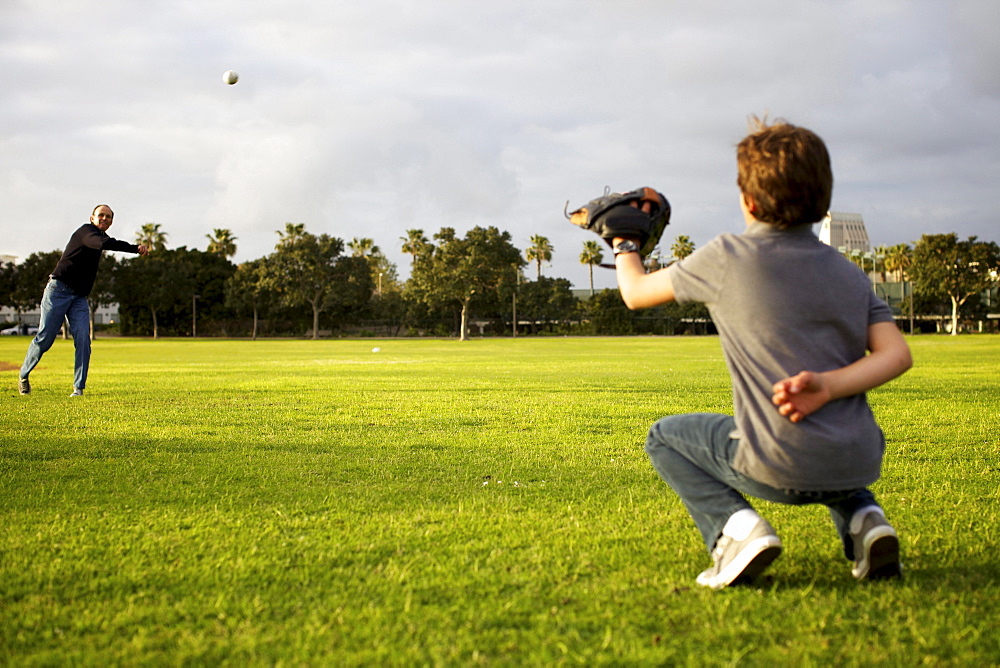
[
  {"xmin": 648, "ymin": 300, "xmax": 713, "ymax": 335},
  {"xmin": 911, "ymin": 233, "xmax": 1000, "ymax": 335},
  {"xmin": 369, "ymin": 252, "xmax": 400, "ymax": 296},
  {"xmin": 525, "ymin": 234, "xmax": 553, "ymax": 279},
  {"xmin": 186, "ymin": 248, "xmax": 237, "ymax": 335},
  {"xmin": 348, "ymin": 237, "xmax": 398, "ymax": 295},
  {"xmin": 670, "ymin": 235, "xmax": 696, "ymax": 262},
  {"xmin": 407, "ymin": 226, "xmax": 524, "ymax": 340},
  {"xmin": 89, "ymin": 254, "xmax": 119, "ymax": 339},
  {"xmin": 582, "ymin": 289, "xmax": 636, "ymax": 335},
  {"xmin": 225, "ymin": 258, "xmax": 274, "ymax": 340},
  {"xmin": 8, "ymin": 251, "xmax": 62, "ymax": 314},
  {"xmin": 265, "ymin": 224, "xmax": 367, "ymax": 338},
  {"xmin": 206, "ymin": 228, "xmax": 238, "ymax": 258},
  {"xmin": 580, "ymin": 286, "xmax": 712, "ymax": 336},
  {"xmin": 579, "ymin": 240, "xmax": 604, "ymax": 296},
  {"xmin": 135, "ymin": 223, "xmax": 169, "ymax": 251},
  {"xmin": 115, "ymin": 251, "xmax": 188, "ymax": 337},
  {"xmin": 353, "ymin": 267, "xmax": 411, "ymax": 334},
  {"xmin": 323, "ymin": 255, "xmax": 375, "ymax": 326},
  {"xmin": 516, "ymin": 276, "xmax": 577, "ymax": 334},
  {"xmin": 114, "ymin": 247, "xmax": 233, "ymax": 337},
  {"xmin": 0, "ymin": 260, "xmax": 15, "ymax": 312}
]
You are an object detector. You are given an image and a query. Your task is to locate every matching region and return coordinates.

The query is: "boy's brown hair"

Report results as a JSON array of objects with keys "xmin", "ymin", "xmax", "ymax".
[{"xmin": 736, "ymin": 117, "xmax": 833, "ymax": 228}]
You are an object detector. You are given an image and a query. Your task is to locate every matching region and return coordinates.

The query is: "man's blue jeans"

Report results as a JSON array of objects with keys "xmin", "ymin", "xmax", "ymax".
[
  {"xmin": 645, "ymin": 413, "xmax": 879, "ymax": 559},
  {"xmin": 20, "ymin": 279, "xmax": 92, "ymax": 390}
]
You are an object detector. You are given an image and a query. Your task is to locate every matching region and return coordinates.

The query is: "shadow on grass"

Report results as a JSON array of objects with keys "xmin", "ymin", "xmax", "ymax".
[{"xmin": 735, "ymin": 551, "xmax": 997, "ymax": 593}]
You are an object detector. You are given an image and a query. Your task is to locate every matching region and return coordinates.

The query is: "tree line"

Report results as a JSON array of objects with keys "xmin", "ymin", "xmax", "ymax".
[{"xmin": 1, "ymin": 223, "xmax": 998, "ymax": 338}]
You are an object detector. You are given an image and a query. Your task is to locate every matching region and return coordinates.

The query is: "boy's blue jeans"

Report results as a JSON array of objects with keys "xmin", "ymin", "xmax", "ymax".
[
  {"xmin": 645, "ymin": 413, "xmax": 878, "ymax": 560},
  {"xmin": 20, "ymin": 278, "xmax": 92, "ymax": 391}
]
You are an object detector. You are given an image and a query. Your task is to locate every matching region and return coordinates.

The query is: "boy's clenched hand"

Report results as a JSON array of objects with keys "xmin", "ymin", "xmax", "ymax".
[{"xmin": 771, "ymin": 371, "xmax": 833, "ymax": 423}]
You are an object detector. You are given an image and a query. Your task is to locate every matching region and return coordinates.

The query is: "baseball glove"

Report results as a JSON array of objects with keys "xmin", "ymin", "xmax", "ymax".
[{"xmin": 565, "ymin": 186, "xmax": 670, "ymax": 259}]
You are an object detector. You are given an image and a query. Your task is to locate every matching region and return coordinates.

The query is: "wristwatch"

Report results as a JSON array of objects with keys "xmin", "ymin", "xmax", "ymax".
[{"xmin": 613, "ymin": 239, "xmax": 640, "ymax": 255}]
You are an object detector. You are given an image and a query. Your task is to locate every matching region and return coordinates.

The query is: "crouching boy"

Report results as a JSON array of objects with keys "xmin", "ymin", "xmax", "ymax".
[{"xmin": 613, "ymin": 117, "xmax": 912, "ymax": 589}]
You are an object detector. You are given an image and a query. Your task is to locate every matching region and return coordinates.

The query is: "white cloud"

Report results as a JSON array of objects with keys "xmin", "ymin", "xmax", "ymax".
[{"xmin": 1, "ymin": 0, "xmax": 998, "ymax": 290}]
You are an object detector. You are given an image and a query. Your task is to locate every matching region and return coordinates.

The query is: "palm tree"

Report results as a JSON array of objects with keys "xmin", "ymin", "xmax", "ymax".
[
  {"xmin": 874, "ymin": 245, "xmax": 895, "ymax": 282},
  {"xmin": 135, "ymin": 223, "xmax": 168, "ymax": 251},
  {"xmin": 579, "ymin": 240, "xmax": 604, "ymax": 296},
  {"xmin": 671, "ymin": 235, "xmax": 695, "ymax": 262},
  {"xmin": 883, "ymin": 243, "xmax": 912, "ymax": 282},
  {"xmin": 348, "ymin": 237, "xmax": 380, "ymax": 258},
  {"xmin": 205, "ymin": 228, "xmax": 237, "ymax": 258},
  {"xmin": 277, "ymin": 223, "xmax": 306, "ymax": 247},
  {"xmin": 525, "ymin": 235, "xmax": 553, "ymax": 279},
  {"xmin": 400, "ymin": 229, "xmax": 430, "ymax": 260}
]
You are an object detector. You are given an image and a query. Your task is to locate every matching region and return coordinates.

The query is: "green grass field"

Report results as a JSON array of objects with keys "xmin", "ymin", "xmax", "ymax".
[{"xmin": 2, "ymin": 335, "xmax": 998, "ymax": 666}]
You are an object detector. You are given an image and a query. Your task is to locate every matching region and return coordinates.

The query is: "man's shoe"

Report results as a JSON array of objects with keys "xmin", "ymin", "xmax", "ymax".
[
  {"xmin": 19, "ymin": 377, "xmax": 30, "ymax": 395},
  {"xmin": 70, "ymin": 388, "xmax": 84, "ymax": 397},
  {"xmin": 696, "ymin": 516, "xmax": 782, "ymax": 590},
  {"xmin": 850, "ymin": 508, "xmax": 901, "ymax": 580}
]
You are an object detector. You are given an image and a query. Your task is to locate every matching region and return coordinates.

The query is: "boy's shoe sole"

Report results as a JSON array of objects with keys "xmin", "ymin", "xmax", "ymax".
[
  {"xmin": 851, "ymin": 511, "xmax": 902, "ymax": 580},
  {"xmin": 19, "ymin": 378, "xmax": 30, "ymax": 395}
]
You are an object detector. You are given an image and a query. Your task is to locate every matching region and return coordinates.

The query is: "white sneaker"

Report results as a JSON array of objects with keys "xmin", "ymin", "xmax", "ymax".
[
  {"xmin": 70, "ymin": 388, "xmax": 84, "ymax": 397},
  {"xmin": 696, "ymin": 515, "xmax": 782, "ymax": 590}
]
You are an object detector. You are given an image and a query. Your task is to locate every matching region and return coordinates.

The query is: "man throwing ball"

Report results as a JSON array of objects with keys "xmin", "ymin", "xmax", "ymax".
[{"xmin": 18, "ymin": 204, "xmax": 150, "ymax": 397}]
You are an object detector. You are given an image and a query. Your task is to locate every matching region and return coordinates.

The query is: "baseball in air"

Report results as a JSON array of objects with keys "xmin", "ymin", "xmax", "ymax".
[{"xmin": 223, "ymin": 70, "xmax": 239, "ymax": 85}]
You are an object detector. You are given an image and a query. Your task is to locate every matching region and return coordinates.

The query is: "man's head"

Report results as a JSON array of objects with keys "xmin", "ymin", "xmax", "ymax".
[
  {"xmin": 90, "ymin": 204, "xmax": 114, "ymax": 231},
  {"xmin": 736, "ymin": 117, "xmax": 832, "ymax": 228}
]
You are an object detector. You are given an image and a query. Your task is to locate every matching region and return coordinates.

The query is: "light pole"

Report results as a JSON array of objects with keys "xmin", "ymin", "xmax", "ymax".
[
  {"xmin": 849, "ymin": 249, "xmax": 879, "ymax": 292},
  {"xmin": 907, "ymin": 280, "xmax": 914, "ymax": 334},
  {"xmin": 512, "ymin": 265, "xmax": 519, "ymax": 338},
  {"xmin": 850, "ymin": 249, "xmax": 865, "ymax": 274},
  {"xmin": 192, "ymin": 294, "xmax": 200, "ymax": 337}
]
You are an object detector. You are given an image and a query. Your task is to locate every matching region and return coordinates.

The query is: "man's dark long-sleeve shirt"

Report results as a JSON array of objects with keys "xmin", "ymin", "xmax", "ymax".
[{"xmin": 50, "ymin": 223, "xmax": 141, "ymax": 296}]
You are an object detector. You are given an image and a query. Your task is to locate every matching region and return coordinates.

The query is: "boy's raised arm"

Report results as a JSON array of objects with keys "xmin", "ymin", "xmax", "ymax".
[{"xmin": 614, "ymin": 241, "xmax": 677, "ymax": 310}]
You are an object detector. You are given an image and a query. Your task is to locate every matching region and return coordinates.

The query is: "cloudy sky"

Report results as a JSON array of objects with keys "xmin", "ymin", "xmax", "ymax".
[{"xmin": 2, "ymin": 0, "xmax": 998, "ymax": 290}]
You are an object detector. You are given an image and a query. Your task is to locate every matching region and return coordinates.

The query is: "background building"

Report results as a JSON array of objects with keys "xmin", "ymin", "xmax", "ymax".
[{"xmin": 818, "ymin": 211, "xmax": 870, "ymax": 253}]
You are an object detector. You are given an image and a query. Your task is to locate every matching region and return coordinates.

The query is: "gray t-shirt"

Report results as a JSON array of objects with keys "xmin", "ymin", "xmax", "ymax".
[{"xmin": 667, "ymin": 222, "xmax": 895, "ymax": 490}]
